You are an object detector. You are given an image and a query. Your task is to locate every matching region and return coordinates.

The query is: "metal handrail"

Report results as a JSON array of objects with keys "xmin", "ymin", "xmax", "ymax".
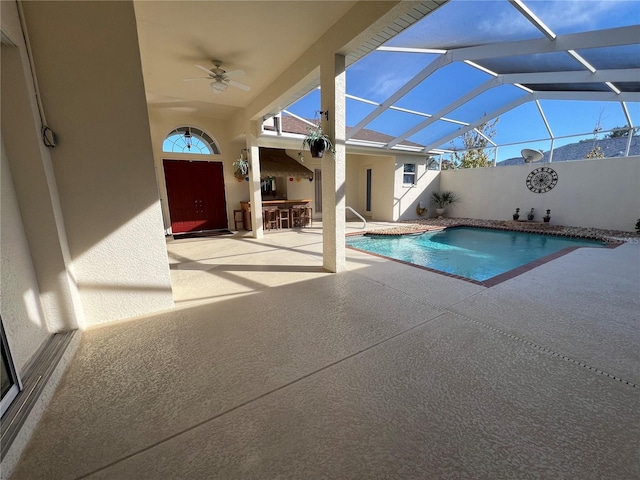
[{"xmin": 346, "ymin": 206, "xmax": 367, "ymax": 229}]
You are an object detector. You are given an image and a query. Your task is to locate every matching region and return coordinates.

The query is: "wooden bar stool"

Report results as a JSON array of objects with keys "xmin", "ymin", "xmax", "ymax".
[
  {"xmin": 291, "ymin": 204, "xmax": 312, "ymax": 227},
  {"xmin": 290, "ymin": 206, "xmax": 305, "ymax": 227},
  {"xmin": 263, "ymin": 207, "xmax": 278, "ymax": 231},
  {"xmin": 277, "ymin": 208, "xmax": 291, "ymax": 229},
  {"xmin": 233, "ymin": 209, "xmax": 244, "ymax": 230}
]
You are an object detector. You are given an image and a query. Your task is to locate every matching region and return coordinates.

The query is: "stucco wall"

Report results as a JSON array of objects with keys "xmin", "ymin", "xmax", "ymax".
[
  {"xmin": 1, "ymin": 140, "xmax": 50, "ymax": 372},
  {"xmin": 147, "ymin": 109, "xmax": 242, "ymax": 232},
  {"xmin": 282, "ymin": 149, "xmax": 317, "ymax": 213},
  {"xmin": 440, "ymin": 157, "xmax": 640, "ymax": 232},
  {"xmin": 21, "ymin": 1, "xmax": 174, "ymax": 325},
  {"xmin": 345, "ymin": 153, "xmax": 396, "ymax": 221},
  {"xmin": 393, "ymin": 154, "xmax": 440, "ymax": 221},
  {"xmin": 1, "ymin": 4, "xmax": 84, "ymax": 333}
]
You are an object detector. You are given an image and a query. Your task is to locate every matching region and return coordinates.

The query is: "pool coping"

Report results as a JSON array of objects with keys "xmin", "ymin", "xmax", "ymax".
[{"xmin": 346, "ymin": 224, "xmax": 621, "ymax": 288}]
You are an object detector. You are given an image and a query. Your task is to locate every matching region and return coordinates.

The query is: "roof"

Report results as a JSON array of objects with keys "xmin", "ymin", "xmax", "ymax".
[
  {"xmin": 259, "ymin": 148, "xmax": 314, "ymax": 178},
  {"xmin": 265, "ymin": 115, "xmax": 424, "ymax": 149}
]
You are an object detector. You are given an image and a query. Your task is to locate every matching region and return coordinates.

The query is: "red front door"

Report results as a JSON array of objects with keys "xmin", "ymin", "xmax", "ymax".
[{"xmin": 163, "ymin": 160, "xmax": 228, "ymax": 233}]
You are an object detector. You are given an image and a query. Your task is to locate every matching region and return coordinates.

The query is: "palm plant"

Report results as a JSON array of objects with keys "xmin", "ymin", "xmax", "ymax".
[{"xmin": 429, "ymin": 191, "xmax": 460, "ymax": 208}]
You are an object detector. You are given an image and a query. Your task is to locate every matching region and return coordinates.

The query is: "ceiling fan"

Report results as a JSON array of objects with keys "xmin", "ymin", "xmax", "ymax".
[{"xmin": 183, "ymin": 60, "xmax": 251, "ymax": 94}]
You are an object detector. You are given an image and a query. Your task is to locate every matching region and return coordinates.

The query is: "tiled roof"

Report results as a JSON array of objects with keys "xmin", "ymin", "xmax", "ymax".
[{"xmin": 266, "ymin": 115, "xmax": 423, "ymax": 149}]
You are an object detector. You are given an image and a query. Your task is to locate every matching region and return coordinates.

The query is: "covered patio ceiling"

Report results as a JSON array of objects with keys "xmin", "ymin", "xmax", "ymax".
[{"xmin": 282, "ymin": 0, "xmax": 640, "ymax": 161}]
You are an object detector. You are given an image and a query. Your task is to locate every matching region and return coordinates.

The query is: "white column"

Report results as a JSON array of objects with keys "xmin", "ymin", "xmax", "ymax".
[
  {"xmin": 320, "ymin": 54, "xmax": 346, "ymax": 273},
  {"xmin": 246, "ymin": 121, "xmax": 264, "ymax": 239}
]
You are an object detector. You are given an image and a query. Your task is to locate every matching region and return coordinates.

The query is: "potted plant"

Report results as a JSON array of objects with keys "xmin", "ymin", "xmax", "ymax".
[
  {"xmin": 512, "ymin": 208, "xmax": 520, "ymax": 221},
  {"xmin": 543, "ymin": 209, "xmax": 551, "ymax": 223},
  {"xmin": 429, "ymin": 190, "xmax": 460, "ymax": 217},
  {"xmin": 232, "ymin": 155, "xmax": 249, "ymax": 181},
  {"xmin": 302, "ymin": 124, "xmax": 334, "ymax": 158}
]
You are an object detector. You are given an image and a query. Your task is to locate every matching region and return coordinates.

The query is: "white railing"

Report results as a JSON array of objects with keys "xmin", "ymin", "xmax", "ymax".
[{"xmin": 346, "ymin": 206, "xmax": 367, "ymax": 229}]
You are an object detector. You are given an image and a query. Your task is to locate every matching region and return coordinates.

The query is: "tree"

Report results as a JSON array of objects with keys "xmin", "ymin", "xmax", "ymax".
[
  {"xmin": 605, "ymin": 125, "xmax": 639, "ymax": 138},
  {"xmin": 447, "ymin": 118, "xmax": 499, "ymax": 169}
]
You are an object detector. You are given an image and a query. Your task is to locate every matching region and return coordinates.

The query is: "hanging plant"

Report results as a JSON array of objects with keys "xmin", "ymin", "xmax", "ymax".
[
  {"xmin": 302, "ymin": 124, "xmax": 334, "ymax": 158},
  {"xmin": 232, "ymin": 152, "xmax": 249, "ymax": 180}
]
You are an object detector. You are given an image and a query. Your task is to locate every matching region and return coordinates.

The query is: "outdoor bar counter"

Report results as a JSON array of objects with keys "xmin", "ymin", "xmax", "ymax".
[{"xmin": 240, "ymin": 199, "xmax": 312, "ymax": 230}]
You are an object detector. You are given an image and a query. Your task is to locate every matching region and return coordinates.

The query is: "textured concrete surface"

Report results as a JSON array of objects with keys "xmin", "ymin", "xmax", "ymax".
[{"xmin": 9, "ymin": 222, "xmax": 640, "ymax": 479}]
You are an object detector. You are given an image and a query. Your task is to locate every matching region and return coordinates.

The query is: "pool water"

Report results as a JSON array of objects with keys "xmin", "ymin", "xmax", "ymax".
[{"xmin": 346, "ymin": 227, "xmax": 605, "ymax": 282}]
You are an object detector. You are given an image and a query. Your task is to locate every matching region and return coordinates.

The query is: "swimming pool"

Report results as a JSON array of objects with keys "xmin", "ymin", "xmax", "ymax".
[{"xmin": 346, "ymin": 227, "xmax": 606, "ymax": 283}]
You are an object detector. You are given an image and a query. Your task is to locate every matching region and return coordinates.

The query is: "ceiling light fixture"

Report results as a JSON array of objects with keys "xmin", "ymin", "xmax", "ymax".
[
  {"xmin": 183, "ymin": 127, "xmax": 192, "ymax": 150},
  {"xmin": 211, "ymin": 80, "xmax": 228, "ymax": 93}
]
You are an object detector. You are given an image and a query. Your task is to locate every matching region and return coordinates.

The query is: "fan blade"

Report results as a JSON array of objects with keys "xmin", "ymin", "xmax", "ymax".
[
  {"xmin": 228, "ymin": 79, "xmax": 251, "ymax": 91},
  {"xmin": 182, "ymin": 77, "xmax": 209, "ymax": 81},
  {"xmin": 194, "ymin": 64, "xmax": 214, "ymax": 75},
  {"xmin": 225, "ymin": 69, "xmax": 245, "ymax": 79}
]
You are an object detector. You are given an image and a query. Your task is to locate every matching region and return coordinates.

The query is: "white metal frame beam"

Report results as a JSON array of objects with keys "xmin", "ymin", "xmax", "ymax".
[
  {"xmin": 423, "ymin": 91, "xmax": 640, "ymax": 152},
  {"xmin": 346, "ymin": 25, "xmax": 638, "ymax": 145}
]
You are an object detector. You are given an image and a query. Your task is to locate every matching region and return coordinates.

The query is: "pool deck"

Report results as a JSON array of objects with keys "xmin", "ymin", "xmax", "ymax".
[{"xmin": 8, "ymin": 220, "xmax": 640, "ymax": 479}]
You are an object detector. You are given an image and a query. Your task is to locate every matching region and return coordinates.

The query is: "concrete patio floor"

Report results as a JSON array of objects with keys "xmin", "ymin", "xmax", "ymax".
[{"xmin": 8, "ymin": 222, "xmax": 640, "ymax": 479}]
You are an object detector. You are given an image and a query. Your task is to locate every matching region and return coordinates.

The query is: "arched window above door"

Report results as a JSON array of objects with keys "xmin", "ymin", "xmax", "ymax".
[{"xmin": 162, "ymin": 126, "xmax": 220, "ymax": 154}]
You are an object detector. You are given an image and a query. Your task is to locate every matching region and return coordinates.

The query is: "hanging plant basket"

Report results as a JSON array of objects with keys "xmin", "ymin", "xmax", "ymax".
[
  {"xmin": 310, "ymin": 139, "xmax": 327, "ymax": 158},
  {"xmin": 232, "ymin": 153, "xmax": 249, "ymax": 180},
  {"xmin": 302, "ymin": 124, "xmax": 334, "ymax": 158}
]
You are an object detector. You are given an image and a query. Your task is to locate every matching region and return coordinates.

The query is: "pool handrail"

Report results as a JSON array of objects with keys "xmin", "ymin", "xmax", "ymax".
[{"xmin": 346, "ymin": 206, "xmax": 367, "ymax": 229}]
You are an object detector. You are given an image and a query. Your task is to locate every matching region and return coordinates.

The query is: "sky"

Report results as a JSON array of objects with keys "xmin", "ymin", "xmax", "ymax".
[{"xmin": 285, "ymin": 0, "xmax": 640, "ymax": 163}]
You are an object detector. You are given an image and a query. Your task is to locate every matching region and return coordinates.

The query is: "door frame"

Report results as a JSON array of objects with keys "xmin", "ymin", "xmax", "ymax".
[{"xmin": 1, "ymin": 318, "xmax": 22, "ymax": 417}]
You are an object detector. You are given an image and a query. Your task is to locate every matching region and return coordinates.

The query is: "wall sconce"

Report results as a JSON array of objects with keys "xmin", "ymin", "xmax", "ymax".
[{"xmin": 316, "ymin": 110, "xmax": 329, "ymax": 121}]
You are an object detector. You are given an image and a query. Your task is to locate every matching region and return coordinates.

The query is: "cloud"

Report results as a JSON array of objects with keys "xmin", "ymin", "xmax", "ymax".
[
  {"xmin": 532, "ymin": 0, "xmax": 628, "ymax": 29},
  {"xmin": 475, "ymin": 0, "xmax": 629, "ymax": 36},
  {"xmin": 364, "ymin": 72, "xmax": 410, "ymax": 99}
]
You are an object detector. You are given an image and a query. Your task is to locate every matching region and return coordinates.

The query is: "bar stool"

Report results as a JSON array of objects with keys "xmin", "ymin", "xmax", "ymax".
[
  {"xmin": 291, "ymin": 204, "xmax": 312, "ymax": 227},
  {"xmin": 277, "ymin": 208, "xmax": 291, "ymax": 229},
  {"xmin": 290, "ymin": 206, "xmax": 305, "ymax": 227},
  {"xmin": 233, "ymin": 209, "xmax": 244, "ymax": 230},
  {"xmin": 263, "ymin": 208, "xmax": 278, "ymax": 231},
  {"xmin": 300, "ymin": 205, "xmax": 312, "ymax": 227}
]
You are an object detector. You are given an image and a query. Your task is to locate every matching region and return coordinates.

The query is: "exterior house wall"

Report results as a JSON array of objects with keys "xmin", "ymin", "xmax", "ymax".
[
  {"xmin": 147, "ymin": 110, "xmax": 321, "ymax": 232},
  {"xmin": 393, "ymin": 155, "xmax": 440, "ymax": 221},
  {"xmin": 147, "ymin": 109, "xmax": 242, "ymax": 232},
  {"xmin": 1, "ymin": 140, "xmax": 50, "ymax": 372},
  {"xmin": 1, "ymin": 3, "xmax": 84, "ymax": 334},
  {"xmin": 18, "ymin": 0, "xmax": 174, "ymax": 325},
  {"xmin": 346, "ymin": 153, "xmax": 396, "ymax": 221},
  {"xmin": 282, "ymin": 149, "xmax": 317, "ymax": 213},
  {"xmin": 440, "ymin": 156, "xmax": 640, "ymax": 232}
]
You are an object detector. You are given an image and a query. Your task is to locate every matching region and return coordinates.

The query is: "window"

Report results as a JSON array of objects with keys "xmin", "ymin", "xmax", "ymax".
[
  {"xmin": 403, "ymin": 163, "xmax": 416, "ymax": 185},
  {"xmin": 162, "ymin": 126, "xmax": 220, "ymax": 154}
]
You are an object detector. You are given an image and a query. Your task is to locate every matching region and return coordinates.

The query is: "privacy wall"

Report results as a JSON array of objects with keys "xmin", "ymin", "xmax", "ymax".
[{"xmin": 440, "ymin": 157, "xmax": 640, "ymax": 232}]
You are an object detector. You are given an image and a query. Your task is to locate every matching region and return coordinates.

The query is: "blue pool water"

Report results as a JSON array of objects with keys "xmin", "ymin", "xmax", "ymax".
[{"xmin": 346, "ymin": 227, "xmax": 605, "ymax": 282}]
